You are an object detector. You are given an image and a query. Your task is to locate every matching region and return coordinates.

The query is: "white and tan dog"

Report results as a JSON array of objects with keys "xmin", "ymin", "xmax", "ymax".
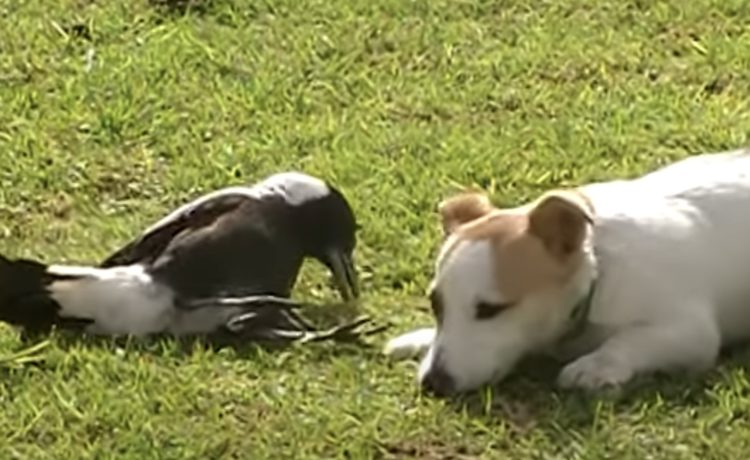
[{"xmin": 385, "ymin": 148, "xmax": 750, "ymax": 395}]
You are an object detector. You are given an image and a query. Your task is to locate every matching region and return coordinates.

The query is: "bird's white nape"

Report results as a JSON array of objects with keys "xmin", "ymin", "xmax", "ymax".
[{"xmin": 256, "ymin": 171, "xmax": 330, "ymax": 206}]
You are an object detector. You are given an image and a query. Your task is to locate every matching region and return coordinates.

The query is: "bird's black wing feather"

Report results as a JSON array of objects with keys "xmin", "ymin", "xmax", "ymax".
[
  {"xmin": 100, "ymin": 191, "xmax": 248, "ymax": 268},
  {"xmin": 100, "ymin": 187, "xmax": 306, "ymax": 316},
  {"xmin": 143, "ymin": 195, "xmax": 304, "ymax": 300}
]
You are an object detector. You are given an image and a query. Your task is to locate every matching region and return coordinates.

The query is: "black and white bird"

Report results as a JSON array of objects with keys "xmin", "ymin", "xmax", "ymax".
[{"xmin": 0, "ymin": 171, "xmax": 360, "ymax": 338}]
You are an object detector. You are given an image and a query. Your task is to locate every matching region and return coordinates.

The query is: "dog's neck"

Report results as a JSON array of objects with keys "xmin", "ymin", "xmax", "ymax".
[
  {"xmin": 535, "ymin": 242, "xmax": 605, "ymax": 356},
  {"xmin": 559, "ymin": 278, "xmax": 597, "ymax": 343},
  {"xmin": 544, "ymin": 246, "xmax": 616, "ymax": 360}
]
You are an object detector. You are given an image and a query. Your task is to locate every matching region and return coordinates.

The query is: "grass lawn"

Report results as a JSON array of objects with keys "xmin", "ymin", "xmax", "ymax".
[{"xmin": 2, "ymin": 0, "xmax": 750, "ymax": 457}]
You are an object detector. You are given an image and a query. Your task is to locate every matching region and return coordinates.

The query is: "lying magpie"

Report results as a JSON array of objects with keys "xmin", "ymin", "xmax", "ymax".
[{"xmin": 0, "ymin": 172, "xmax": 362, "ymax": 339}]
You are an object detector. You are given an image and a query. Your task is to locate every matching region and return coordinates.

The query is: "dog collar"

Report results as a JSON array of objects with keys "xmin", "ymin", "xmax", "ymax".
[{"xmin": 561, "ymin": 280, "xmax": 596, "ymax": 342}]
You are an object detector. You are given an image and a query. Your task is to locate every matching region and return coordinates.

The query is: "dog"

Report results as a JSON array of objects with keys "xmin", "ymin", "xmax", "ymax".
[{"xmin": 385, "ymin": 148, "xmax": 750, "ymax": 395}]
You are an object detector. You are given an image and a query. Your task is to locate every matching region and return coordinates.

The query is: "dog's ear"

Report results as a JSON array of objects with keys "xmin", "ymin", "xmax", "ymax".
[
  {"xmin": 527, "ymin": 190, "xmax": 593, "ymax": 260},
  {"xmin": 438, "ymin": 191, "xmax": 494, "ymax": 235}
]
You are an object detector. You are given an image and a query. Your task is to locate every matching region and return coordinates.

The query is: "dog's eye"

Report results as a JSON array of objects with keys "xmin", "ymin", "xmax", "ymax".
[{"xmin": 475, "ymin": 301, "xmax": 512, "ymax": 320}]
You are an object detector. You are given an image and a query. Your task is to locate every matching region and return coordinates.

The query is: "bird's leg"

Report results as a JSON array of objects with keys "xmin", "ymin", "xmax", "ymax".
[
  {"xmin": 180, "ymin": 294, "xmax": 308, "ymax": 310},
  {"xmin": 225, "ymin": 305, "xmax": 317, "ymax": 334}
]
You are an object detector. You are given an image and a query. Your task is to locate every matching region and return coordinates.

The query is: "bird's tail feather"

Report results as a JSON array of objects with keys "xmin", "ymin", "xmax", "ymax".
[{"xmin": 0, "ymin": 254, "xmax": 61, "ymax": 333}]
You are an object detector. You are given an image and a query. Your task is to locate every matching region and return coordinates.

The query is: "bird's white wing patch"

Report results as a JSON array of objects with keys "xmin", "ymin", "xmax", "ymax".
[{"xmin": 48, "ymin": 264, "xmax": 174, "ymax": 336}]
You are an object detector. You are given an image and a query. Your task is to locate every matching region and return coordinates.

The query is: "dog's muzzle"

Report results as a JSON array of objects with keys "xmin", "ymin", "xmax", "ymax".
[{"xmin": 421, "ymin": 359, "xmax": 456, "ymax": 397}]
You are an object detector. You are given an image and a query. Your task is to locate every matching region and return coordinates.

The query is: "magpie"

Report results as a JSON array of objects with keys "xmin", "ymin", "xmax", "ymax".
[{"xmin": 0, "ymin": 171, "xmax": 361, "ymax": 338}]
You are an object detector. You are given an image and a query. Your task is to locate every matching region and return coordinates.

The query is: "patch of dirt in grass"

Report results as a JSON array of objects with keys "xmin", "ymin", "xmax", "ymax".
[{"xmin": 379, "ymin": 439, "xmax": 481, "ymax": 460}]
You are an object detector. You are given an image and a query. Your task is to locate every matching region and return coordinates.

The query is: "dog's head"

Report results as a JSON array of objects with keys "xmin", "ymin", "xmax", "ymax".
[{"xmin": 419, "ymin": 189, "xmax": 596, "ymax": 395}]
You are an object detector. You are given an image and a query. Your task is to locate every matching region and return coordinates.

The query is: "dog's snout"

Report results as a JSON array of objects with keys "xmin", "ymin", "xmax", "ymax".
[{"xmin": 421, "ymin": 364, "xmax": 456, "ymax": 397}]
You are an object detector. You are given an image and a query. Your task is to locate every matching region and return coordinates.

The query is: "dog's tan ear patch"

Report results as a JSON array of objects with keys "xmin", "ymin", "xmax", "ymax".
[
  {"xmin": 527, "ymin": 190, "xmax": 593, "ymax": 260},
  {"xmin": 438, "ymin": 191, "xmax": 494, "ymax": 235}
]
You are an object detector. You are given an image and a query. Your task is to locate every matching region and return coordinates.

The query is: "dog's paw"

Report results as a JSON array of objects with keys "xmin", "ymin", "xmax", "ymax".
[
  {"xmin": 557, "ymin": 352, "xmax": 634, "ymax": 391},
  {"xmin": 383, "ymin": 328, "xmax": 435, "ymax": 360}
]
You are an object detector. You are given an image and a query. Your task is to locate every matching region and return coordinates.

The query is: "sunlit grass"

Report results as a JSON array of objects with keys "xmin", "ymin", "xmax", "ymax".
[{"xmin": 1, "ymin": 0, "xmax": 749, "ymax": 457}]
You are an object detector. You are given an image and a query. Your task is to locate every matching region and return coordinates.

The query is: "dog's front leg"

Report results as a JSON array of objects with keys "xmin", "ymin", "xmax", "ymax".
[
  {"xmin": 383, "ymin": 327, "xmax": 436, "ymax": 360},
  {"xmin": 557, "ymin": 316, "xmax": 720, "ymax": 391}
]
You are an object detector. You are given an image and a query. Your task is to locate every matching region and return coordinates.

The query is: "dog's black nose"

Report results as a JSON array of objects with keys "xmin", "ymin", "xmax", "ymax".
[{"xmin": 421, "ymin": 365, "xmax": 456, "ymax": 397}]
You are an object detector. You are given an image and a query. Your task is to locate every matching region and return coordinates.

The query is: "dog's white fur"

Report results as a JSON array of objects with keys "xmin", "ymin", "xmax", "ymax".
[{"xmin": 385, "ymin": 148, "xmax": 750, "ymax": 393}]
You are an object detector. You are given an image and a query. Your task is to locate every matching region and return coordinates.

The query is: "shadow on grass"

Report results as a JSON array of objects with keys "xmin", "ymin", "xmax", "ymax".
[
  {"xmin": 9, "ymin": 300, "xmax": 390, "ymax": 367},
  {"xmin": 436, "ymin": 346, "xmax": 750, "ymax": 433},
  {"xmin": 148, "ymin": 0, "xmax": 216, "ymax": 16}
]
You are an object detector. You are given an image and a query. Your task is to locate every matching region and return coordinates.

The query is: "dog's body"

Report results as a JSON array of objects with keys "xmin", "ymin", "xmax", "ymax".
[{"xmin": 386, "ymin": 148, "xmax": 750, "ymax": 394}]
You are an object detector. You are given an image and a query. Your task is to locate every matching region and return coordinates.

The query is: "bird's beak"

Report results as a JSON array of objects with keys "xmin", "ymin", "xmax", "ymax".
[{"xmin": 325, "ymin": 248, "xmax": 359, "ymax": 302}]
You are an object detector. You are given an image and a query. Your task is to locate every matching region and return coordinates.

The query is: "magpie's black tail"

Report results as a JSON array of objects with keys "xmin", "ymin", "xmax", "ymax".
[{"xmin": 0, "ymin": 254, "xmax": 60, "ymax": 333}]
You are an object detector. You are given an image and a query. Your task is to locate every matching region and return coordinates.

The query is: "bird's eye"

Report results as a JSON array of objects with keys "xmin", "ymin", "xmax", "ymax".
[{"xmin": 475, "ymin": 301, "xmax": 513, "ymax": 320}]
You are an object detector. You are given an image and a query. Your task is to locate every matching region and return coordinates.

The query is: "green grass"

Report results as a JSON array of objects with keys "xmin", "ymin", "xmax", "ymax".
[{"xmin": 1, "ymin": 0, "xmax": 750, "ymax": 457}]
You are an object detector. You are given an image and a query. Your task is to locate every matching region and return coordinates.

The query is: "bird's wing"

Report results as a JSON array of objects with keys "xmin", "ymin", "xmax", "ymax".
[
  {"xmin": 100, "ymin": 188, "xmax": 253, "ymax": 268},
  {"xmin": 142, "ymin": 194, "xmax": 304, "ymax": 300},
  {"xmin": 103, "ymin": 186, "xmax": 303, "ymax": 301}
]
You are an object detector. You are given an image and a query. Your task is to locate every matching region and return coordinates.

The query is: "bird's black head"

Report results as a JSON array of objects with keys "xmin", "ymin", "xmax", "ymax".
[
  {"xmin": 294, "ymin": 184, "xmax": 359, "ymax": 302},
  {"xmin": 260, "ymin": 172, "xmax": 360, "ymax": 302}
]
